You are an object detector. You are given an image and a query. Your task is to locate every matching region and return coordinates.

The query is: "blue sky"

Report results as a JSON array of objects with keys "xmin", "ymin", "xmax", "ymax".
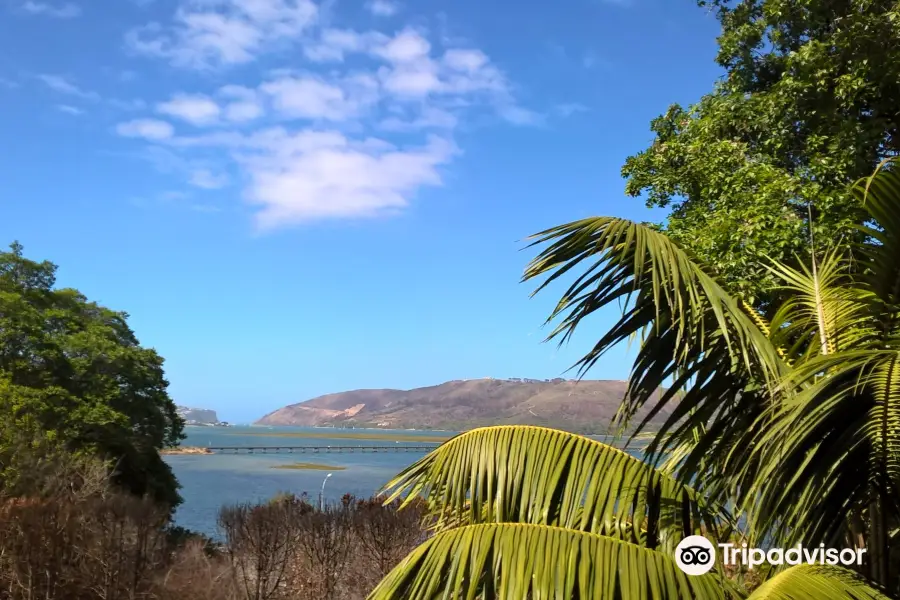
[{"xmin": 0, "ymin": 0, "xmax": 722, "ymax": 422}]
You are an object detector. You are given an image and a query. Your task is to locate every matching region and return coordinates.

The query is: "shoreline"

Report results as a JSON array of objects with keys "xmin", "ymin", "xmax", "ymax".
[{"xmin": 160, "ymin": 446, "xmax": 213, "ymax": 455}]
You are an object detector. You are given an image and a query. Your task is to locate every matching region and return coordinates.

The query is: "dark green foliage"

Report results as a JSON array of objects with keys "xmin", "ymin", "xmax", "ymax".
[
  {"xmin": 0, "ymin": 242, "xmax": 184, "ymax": 508},
  {"xmin": 623, "ymin": 0, "xmax": 900, "ymax": 303}
]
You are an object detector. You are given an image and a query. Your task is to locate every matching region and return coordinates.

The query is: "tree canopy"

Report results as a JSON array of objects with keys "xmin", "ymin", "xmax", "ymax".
[
  {"xmin": 623, "ymin": 0, "xmax": 900, "ymax": 303},
  {"xmin": 0, "ymin": 242, "xmax": 184, "ymax": 508}
]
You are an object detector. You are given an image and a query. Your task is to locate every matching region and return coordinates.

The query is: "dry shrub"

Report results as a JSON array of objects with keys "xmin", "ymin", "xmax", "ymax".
[
  {"xmin": 290, "ymin": 501, "xmax": 355, "ymax": 600},
  {"xmin": 0, "ymin": 448, "xmax": 231, "ymax": 600},
  {"xmin": 348, "ymin": 496, "xmax": 427, "ymax": 593},
  {"xmin": 216, "ymin": 493, "xmax": 429, "ymax": 600},
  {"xmin": 218, "ymin": 495, "xmax": 313, "ymax": 600},
  {"xmin": 0, "ymin": 445, "xmax": 430, "ymax": 600},
  {"xmin": 153, "ymin": 540, "xmax": 238, "ymax": 600},
  {"xmin": 0, "ymin": 493, "xmax": 169, "ymax": 600}
]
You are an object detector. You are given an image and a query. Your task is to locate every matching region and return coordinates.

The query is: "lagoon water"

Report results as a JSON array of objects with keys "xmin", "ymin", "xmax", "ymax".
[
  {"xmin": 166, "ymin": 426, "xmax": 441, "ymax": 537},
  {"xmin": 167, "ymin": 425, "xmax": 639, "ymax": 538}
]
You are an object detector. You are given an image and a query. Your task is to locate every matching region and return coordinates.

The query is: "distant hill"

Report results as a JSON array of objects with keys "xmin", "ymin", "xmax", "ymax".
[
  {"xmin": 254, "ymin": 379, "xmax": 669, "ymax": 434},
  {"xmin": 176, "ymin": 406, "xmax": 220, "ymax": 425}
]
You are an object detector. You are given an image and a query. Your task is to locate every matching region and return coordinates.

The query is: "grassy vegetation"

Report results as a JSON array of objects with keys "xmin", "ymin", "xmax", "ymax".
[
  {"xmin": 271, "ymin": 462, "xmax": 347, "ymax": 471},
  {"xmin": 237, "ymin": 431, "xmax": 452, "ymax": 443}
]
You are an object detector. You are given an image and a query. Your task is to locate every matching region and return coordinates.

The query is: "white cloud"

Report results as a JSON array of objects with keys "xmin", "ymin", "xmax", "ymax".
[
  {"xmin": 238, "ymin": 130, "xmax": 457, "ymax": 228},
  {"xmin": 116, "ymin": 118, "xmax": 175, "ymax": 140},
  {"xmin": 157, "ymin": 93, "xmax": 221, "ymax": 125},
  {"xmin": 365, "ymin": 0, "xmax": 398, "ymax": 16},
  {"xmin": 189, "ymin": 169, "xmax": 230, "ymax": 189},
  {"xmin": 57, "ymin": 104, "xmax": 83, "ymax": 115},
  {"xmin": 113, "ymin": 3, "xmax": 539, "ymax": 228},
  {"xmin": 443, "ymin": 48, "xmax": 488, "ymax": 72},
  {"xmin": 20, "ymin": 1, "xmax": 80, "ymax": 18},
  {"xmin": 379, "ymin": 107, "xmax": 457, "ymax": 131},
  {"xmin": 217, "ymin": 85, "xmax": 265, "ymax": 122},
  {"xmin": 224, "ymin": 99, "xmax": 264, "ymax": 122},
  {"xmin": 126, "ymin": 0, "xmax": 318, "ymax": 69},
  {"xmin": 497, "ymin": 105, "xmax": 542, "ymax": 126},
  {"xmin": 36, "ymin": 74, "xmax": 99, "ymax": 100},
  {"xmin": 261, "ymin": 74, "xmax": 378, "ymax": 121},
  {"xmin": 379, "ymin": 64, "xmax": 441, "ymax": 97},
  {"xmin": 302, "ymin": 28, "xmax": 386, "ymax": 62},
  {"xmin": 374, "ymin": 28, "xmax": 430, "ymax": 63}
]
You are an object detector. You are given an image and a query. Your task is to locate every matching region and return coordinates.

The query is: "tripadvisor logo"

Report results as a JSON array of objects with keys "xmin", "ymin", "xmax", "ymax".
[
  {"xmin": 675, "ymin": 536, "xmax": 716, "ymax": 576},
  {"xmin": 674, "ymin": 535, "xmax": 867, "ymax": 576}
]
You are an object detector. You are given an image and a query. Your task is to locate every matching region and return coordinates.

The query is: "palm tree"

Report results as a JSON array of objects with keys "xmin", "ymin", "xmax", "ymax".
[{"xmin": 366, "ymin": 163, "xmax": 900, "ymax": 599}]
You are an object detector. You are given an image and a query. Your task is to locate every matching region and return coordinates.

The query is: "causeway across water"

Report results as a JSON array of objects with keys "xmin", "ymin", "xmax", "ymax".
[{"xmin": 204, "ymin": 445, "xmax": 439, "ymax": 454}]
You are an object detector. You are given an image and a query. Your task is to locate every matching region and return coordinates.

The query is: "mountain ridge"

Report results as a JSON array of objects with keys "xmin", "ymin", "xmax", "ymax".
[{"xmin": 254, "ymin": 378, "xmax": 668, "ymax": 434}]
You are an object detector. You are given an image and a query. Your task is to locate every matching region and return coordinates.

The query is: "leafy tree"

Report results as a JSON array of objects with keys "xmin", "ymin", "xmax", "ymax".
[
  {"xmin": 0, "ymin": 242, "xmax": 184, "ymax": 508},
  {"xmin": 368, "ymin": 164, "xmax": 900, "ymax": 598},
  {"xmin": 623, "ymin": 0, "xmax": 900, "ymax": 303}
]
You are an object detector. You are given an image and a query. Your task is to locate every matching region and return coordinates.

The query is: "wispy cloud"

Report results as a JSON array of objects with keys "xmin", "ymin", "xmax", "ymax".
[
  {"xmin": 115, "ymin": 0, "xmax": 540, "ymax": 230},
  {"xmin": 554, "ymin": 102, "xmax": 589, "ymax": 118},
  {"xmin": 366, "ymin": 0, "xmax": 398, "ymax": 16},
  {"xmin": 20, "ymin": 1, "xmax": 80, "ymax": 18},
  {"xmin": 160, "ymin": 190, "xmax": 190, "ymax": 201},
  {"xmin": 157, "ymin": 93, "xmax": 221, "ymax": 126},
  {"xmin": 125, "ymin": 0, "xmax": 318, "ymax": 69},
  {"xmin": 261, "ymin": 74, "xmax": 379, "ymax": 121},
  {"xmin": 219, "ymin": 85, "xmax": 265, "ymax": 122},
  {"xmin": 56, "ymin": 104, "xmax": 83, "ymax": 115},
  {"xmin": 36, "ymin": 74, "xmax": 99, "ymax": 100},
  {"xmin": 116, "ymin": 118, "xmax": 175, "ymax": 141},
  {"xmin": 189, "ymin": 169, "xmax": 229, "ymax": 189}
]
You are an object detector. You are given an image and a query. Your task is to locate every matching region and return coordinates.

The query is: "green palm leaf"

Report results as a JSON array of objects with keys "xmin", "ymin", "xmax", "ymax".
[
  {"xmin": 522, "ymin": 217, "xmax": 787, "ymax": 498},
  {"xmin": 744, "ymin": 350, "xmax": 900, "ymax": 552},
  {"xmin": 367, "ymin": 523, "xmax": 729, "ymax": 600},
  {"xmin": 854, "ymin": 161, "xmax": 900, "ymax": 331},
  {"xmin": 745, "ymin": 564, "xmax": 891, "ymax": 600},
  {"xmin": 737, "ymin": 164, "xmax": 900, "ymax": 585},
  {"xmin": 382, "ymin": 426, "xmax": 729, "ymax": 551},
  {"xmin": 524, "ymin": 217, "xmax": 783, "ymax": 387},
  {"xmin": 766, "ymin": 249, "xmax": 871, "ymax": 361}
]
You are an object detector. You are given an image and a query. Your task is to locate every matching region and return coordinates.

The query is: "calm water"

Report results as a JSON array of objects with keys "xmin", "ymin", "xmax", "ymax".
[
  {"xmin": 167, "ymin": 426, "xmax": 638, "ymax": 538},
  {"xmin": 166, "ymin": 426, "xmax": 444, "ymax": 537}
]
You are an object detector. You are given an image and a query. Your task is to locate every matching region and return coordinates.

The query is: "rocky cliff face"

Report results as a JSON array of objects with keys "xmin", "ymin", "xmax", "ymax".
[
  {"xmin": 255, "ymin": 379, "xmax": 667, "ymax": 434},
  {"xmin": 176, "ymin": 406, "xmax": 219, "ymax": 425}
]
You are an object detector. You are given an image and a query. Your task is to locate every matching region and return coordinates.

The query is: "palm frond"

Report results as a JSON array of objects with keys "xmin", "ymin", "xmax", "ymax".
[
  {"xmin": 523, "ymin": 217, "xmax": 787, "ymax": 492},
  {"xmin": 854, "ymin": 160, "xmax": 900, "ymax": 339},
  {"xmin": 740, "ymin": 300, "xmax": 792, "ymax": 364},
  {"xmin": 766, "ymin": 248, "xmax": 870, "ymax": 361},
  {"xmin": 524, "ymin": 217, "xmax": 782, "ymax": 384},
  {"xmin": 746, "ymin": 564, "xmax": 890, "ymax": 600},
  {"xmin": 367, "ymin": 523, "xmax": 729, "ymax": 600},
  {"xmin": 743, "ymin": 350, "xmax": 900, "ymax": 549},
  {"xmin": 382, "ymin": 426, "xmax": 730, "ymax": 551}
]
